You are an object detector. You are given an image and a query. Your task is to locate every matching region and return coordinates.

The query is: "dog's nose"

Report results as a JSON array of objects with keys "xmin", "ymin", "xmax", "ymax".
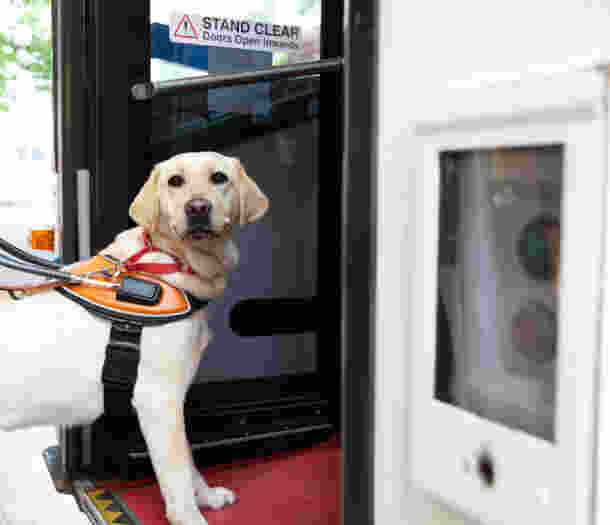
[{"xmin": 185, "ymin": 199, "xmax": 212, "ymax": 217}]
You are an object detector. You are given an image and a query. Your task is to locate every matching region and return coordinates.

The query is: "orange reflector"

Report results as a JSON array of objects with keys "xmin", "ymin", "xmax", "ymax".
[{"xmin": 28, "ymin": 227, "xmax": 55, "ymax": 251}]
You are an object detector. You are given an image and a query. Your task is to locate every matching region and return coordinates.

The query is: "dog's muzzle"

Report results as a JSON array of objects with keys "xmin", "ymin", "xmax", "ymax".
[{"xmin": 185, "ymin": 198, "xmax": 216, "ymax": 239}]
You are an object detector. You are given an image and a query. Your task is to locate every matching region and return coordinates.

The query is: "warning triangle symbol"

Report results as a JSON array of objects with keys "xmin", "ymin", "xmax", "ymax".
[{"xmin": 174, "ymin": 14, "xmax": 198, "ymax": 39}]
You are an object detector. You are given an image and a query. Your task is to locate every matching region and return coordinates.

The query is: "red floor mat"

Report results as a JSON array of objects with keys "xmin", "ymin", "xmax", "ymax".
[{"xmin": 114, "ymin": 437, "xmax": 341, "ymax": 525}]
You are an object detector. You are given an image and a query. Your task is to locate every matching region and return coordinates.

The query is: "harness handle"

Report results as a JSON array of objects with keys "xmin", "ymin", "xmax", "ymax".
[{"xmin": 0, "ymin": 256, "xmax": 120, "ymax": 298}]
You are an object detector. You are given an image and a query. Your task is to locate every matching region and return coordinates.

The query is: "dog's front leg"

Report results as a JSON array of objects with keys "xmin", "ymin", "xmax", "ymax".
[
  {"xmin": 187, "ymin": 322, "xmax": 237, "ymax": 510},
  {"xmin": 132, "ymin": 386, "xmax": 207, "ymax": 525}
]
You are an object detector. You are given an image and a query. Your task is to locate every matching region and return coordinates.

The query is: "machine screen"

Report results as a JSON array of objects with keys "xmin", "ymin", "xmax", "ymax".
[{"xmin": 434, "ymin": 145, "xmax": 563, "ymax": 442}]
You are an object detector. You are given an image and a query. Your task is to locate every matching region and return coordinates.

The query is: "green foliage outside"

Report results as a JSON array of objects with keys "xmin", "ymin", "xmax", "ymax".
[{"xmin": 0, "ymin": 0, "xmax": 52, "ymax": 111}]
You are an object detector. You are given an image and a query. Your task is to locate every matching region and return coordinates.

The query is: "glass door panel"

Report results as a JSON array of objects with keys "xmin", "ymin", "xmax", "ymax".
[
  {"xmin": 147, "ymin": 5, "xmax": 328, "ymax": 384},
  {"xmin": 149, "ymin": 76, "xmax": 320, "ymax": 382}
]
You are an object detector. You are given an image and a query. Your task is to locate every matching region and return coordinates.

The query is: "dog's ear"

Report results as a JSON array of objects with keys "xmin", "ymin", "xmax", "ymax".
[
  {"xmin": 235, "ymin": 159, "xmax": 269, "ymax": 226},
  {"xmin": 129, "ymin": 166, "xmax": 161, "ymax": 231}
]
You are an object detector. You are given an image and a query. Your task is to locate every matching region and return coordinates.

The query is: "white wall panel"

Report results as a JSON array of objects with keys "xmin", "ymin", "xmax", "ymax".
[{"xmin": 376, "ymin": 1, "xmax": 610, "ymax": 524}]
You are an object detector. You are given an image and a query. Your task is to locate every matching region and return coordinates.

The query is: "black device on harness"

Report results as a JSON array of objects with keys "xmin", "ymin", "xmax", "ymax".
[{"xmin": 116, "ymin": 276, "xmax": 162, "ymax": 305}]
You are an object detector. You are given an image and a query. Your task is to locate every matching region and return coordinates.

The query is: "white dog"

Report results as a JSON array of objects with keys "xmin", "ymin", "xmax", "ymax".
[{"xmin": 0, "ymin": 152, "xmax": 269, "ymax": 525}]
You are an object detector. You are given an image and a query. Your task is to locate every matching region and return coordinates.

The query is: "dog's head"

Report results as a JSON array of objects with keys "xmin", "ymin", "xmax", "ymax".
[{"xmin": 129, "ymin": 152, "xmax": 269, "ymax": 242}]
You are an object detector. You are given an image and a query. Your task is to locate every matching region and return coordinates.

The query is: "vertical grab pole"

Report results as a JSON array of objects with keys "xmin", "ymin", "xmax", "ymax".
[{"xmin": 76, "ymin": 169, "xmax": 91, "ymax": 260}]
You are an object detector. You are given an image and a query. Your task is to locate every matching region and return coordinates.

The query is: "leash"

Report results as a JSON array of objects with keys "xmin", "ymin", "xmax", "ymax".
[
  {"xmin": 0, "ymin": 236, "xmax": 171, "ymax": 308},
  {"xmin": 0, "ymin": 236, "xmax": 121, "ymax": 296},
  {"xmin": 0, "ymin": 232, "xmax": 198, "ymax": 297},
  {"xmin": 0, "ymin": 254, "xmax": 120, "ymax": 288}
]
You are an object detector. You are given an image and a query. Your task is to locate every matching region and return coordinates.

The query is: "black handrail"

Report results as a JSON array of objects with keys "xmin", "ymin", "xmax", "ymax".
[{"xmin": 131, "ymin": 57, "xmax": 343, "ymax": 100}]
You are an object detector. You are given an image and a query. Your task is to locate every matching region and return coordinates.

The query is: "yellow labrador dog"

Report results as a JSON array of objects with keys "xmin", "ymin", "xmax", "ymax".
[{"xmin": 0, "ymin": 152, "xmax": 268, "ymax": 525}]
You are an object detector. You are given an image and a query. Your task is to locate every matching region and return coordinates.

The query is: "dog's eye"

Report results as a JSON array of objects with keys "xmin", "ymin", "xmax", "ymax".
[
  {"xmin": 168, "ymin": 175, "xmax": 185, "ymax": 187},
  {"xmin": 210, "ymin": 171, "xmax": 229, "ymax": 185}
]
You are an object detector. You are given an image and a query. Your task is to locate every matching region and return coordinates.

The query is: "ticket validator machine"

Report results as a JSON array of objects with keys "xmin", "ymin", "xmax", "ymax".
[{"xmin": 407, "ymin": 65, "xmax": 610, "ymax": 524}]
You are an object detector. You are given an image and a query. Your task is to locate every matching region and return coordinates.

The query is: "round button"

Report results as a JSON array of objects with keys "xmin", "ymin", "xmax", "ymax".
[{"xmin": 477, "ymin": 450, "xmax": 495, "ymax": 488}]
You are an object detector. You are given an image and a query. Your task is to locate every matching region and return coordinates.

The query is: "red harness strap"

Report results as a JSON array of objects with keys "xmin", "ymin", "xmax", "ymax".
[{"xmin": 122, "ymin": 232, "xmax": 196, "ymax": 276}]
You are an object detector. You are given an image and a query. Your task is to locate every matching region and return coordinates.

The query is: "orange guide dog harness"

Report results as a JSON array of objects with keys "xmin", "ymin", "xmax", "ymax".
[
  {"xmin": 57, "ymin": 233, "xmax": 209, "ymax": 423},
  {"xmin": 57, "ymin": 231, "xmax": 206, "ymax": 326}
]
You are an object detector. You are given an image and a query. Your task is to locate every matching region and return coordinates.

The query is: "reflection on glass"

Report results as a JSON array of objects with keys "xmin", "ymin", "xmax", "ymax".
[
  {"xmin": 435, "ymin": 146, "xmax": 563, "ymax": 442},
  {"xmin": 148, "ymin": 76, "xmax": 320, "ymax": 385}
]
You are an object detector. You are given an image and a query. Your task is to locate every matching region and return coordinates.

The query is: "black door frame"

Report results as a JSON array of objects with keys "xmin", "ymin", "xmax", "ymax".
[
  {"xmin": 53, "ymin": 0, "xmax": 88, "ymax": 263},
  {"xmin": 342, "ymin": 2, "xmax": 378, "ymax": 524},
  {"xmin": 54, "ymin": 0, "xmax": 378, "ymax": 522}
]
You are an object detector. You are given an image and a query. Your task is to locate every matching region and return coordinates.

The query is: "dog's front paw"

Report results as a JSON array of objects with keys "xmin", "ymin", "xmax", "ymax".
[{"xmin": 196, "ymin": 486, "xmax": 238, "ymax": 510}]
